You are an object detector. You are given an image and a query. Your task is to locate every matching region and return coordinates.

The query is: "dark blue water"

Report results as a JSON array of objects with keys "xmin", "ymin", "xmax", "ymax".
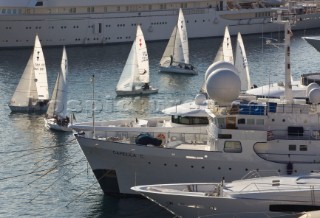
[{"xmin": 1, "ymin": 27, "xmax": 320, "ymax": 217}]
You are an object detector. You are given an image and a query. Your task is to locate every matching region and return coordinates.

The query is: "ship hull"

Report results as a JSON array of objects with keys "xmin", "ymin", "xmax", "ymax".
[{"xmin": 75, "ymin": 133, "xmax": 320, "ymax": 195}]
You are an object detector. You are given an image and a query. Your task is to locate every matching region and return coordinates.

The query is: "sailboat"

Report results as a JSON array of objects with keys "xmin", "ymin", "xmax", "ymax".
[
  {"xmin": 235, "ymin": 32, "xmax": 251, "ymax": 91},
  {"xmin": 159, "ymin": 8, "xmax": 197, "ymax": 75},
  {"xmin": 44, "ymin": 46, "xmax": 72, "ymax": 132},
  {"xmin": 9, "ymin": 35, "xmax": 49, "ymax": 112},
  {"xmin": 116, "ymin": 25, "xmax": 158, "ymax": 96}
]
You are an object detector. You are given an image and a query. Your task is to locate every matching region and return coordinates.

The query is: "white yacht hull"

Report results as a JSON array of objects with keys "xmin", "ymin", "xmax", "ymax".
[
  {"xmin": 1, "ymin": 8, "xmax": 320, "ymax": 48},
  {"xmin": 135, "ymin": 187, "xmax": 320, "ymax": 218},
  {"xmin": 160, "ymin": 66, "xmax": 197, "ymax": 75},
  {"xmin": 44, "ymin": 118, "xmax": 72, "ymax": 132},
  {"xmin": 74, "ymin": 132, "xmax": 320, "ymax": 195}
]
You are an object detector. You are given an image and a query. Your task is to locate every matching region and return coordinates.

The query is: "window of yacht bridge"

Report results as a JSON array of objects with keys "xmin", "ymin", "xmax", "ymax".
[
  {"xmin": 172, "ymin": 116, "xmax": 209, "ymax": 125},
  {"xmin": 224, "ymin": 141, "xmax": 242, "ymax": 153},
  {"xmin": 238, "ymin": 118, "xmax": 245, "ymax": 124}
]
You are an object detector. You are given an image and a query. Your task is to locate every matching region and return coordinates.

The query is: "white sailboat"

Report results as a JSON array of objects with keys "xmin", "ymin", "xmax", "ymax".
[
  {"xmin": 159, "ymin": 8, "xmax": 197, "ymax": 75},
  {"xmin": 116, "ymin": 25, "xmax": 158, "ymax": 96},
  {"xmin": 235, "ymin": 32, "xmax": 251, "ymax": 91},
  {"xmin": 44, "ymin": 46, "xmax": 72, "ymax": 132},
  {"xmin": 9, "ymin": 34, "xmax": 49, "ymax": 112}
]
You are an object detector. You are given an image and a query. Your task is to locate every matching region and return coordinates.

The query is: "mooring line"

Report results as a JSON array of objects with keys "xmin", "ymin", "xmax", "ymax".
[
  {"xmin": 29, "ymin": 162, "xmax": 87, "ymax": 202},
  {"xmin": 65, "ymin": 170, "xmax": 108, "ymax": 208},
  {"xmin": 28, "ymin": 156, "xmax": 86, "ymax": 185}
]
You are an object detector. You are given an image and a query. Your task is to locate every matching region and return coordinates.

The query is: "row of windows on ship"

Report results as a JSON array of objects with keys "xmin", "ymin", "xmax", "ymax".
[
  {"xmin": 3, "ymin": 16, "xmax": 220, "ymax": 31},
  {"xmin": 222, "ymin": 140, "xmax": 309, "ymax": 153}
]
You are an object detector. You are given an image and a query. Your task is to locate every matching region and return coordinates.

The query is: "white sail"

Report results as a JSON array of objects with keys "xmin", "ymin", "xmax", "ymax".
[
  {"xmin": 116, "ymin": 42, "xmax": 137, "ymax": 91},
  {"xmin": 235, "ymin": 32, "xmax": 251, "ymax": 91},
  {"xmin": 160, "ymin": 26, "xmax": 177, "ymax": 67},
  {"xmin": 10, "ymin": 54, "xmax": 38, "ymax": 107},
  {"xmin": 177, "ymin": 8, "xmax": 189, "ymax": 64},
  {"xmin": 214, "ymin": 26, "xmax": 234, "ymax": 64},
  {"xmin": 135, "ymin": 25, "xmax": 149, "ymax": 84},
  {"xmin": 47, "ymin": 46, "xmax": 69, "ymax": 119},
  {"xmin": 33, "ymin": 35, "xmax": 49, "ymax": 100},
  {"xmin": 160, "ymin": 8, "xmax": 189, "ymax": 67},
  {"xmin": 173, "ymin": 28, "xmax": 184, "ymax": 64}
]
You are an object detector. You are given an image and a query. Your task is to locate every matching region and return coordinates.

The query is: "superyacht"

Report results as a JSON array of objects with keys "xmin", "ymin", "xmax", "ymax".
[{"xmin": 1, "ymin": 0, "xmax": 320, "ymax": 47}]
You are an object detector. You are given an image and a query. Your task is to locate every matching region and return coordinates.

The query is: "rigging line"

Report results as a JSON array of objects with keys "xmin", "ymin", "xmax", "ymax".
[
  {"xmin": 0, "ymin": 138, "xmax": 77, "ymax": 165},
  {"xmin": 27, "ymin": 157, "xmax": 86, "ymax": 186},
  {"xmin": 0, "ymin": 168, "xmax": 48, "ymax": 181},
  {"xmin": 65, "ymin": 170, "xmax": 109, "ymax": 208},
  {"xmin": 28, "ymin": 157, "xmax": 84, "ymax": 185},
  {"xmin": 29, "ymin": 165, "xmax": 88, "ymax": 202},
  {"xmin": 33, "ymin": 140, "xmax": 82, "ymax": 168}
]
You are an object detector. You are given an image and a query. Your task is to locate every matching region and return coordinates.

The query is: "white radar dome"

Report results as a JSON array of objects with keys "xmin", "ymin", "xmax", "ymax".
[
  {"xmin": 194, "ymin": 93, "xmax": 207, "ymax": 105},
  {"xmin": 205, "ymin": 61, "xmax": 238, "ymax": 81},
  {"xmin": 308, "ymin": 88, "xmax": 320, "ymax": 104},
  {"xmin": 206, "ymin": 68, "xmax": 241, "ymax": 103},
  {"xmin": 306, "ymin": 83, "xmax": 320, "ymax": 97}
]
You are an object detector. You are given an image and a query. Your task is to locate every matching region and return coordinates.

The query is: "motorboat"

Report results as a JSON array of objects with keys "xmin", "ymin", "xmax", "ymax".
[{"xmin": 132, "ymin": 171, "xmax": 320, "ymax": 218}]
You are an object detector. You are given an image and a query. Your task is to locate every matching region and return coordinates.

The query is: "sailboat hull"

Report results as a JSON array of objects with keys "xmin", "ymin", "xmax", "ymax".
[
  {"xmin": 9, "ymin": 102, "xmax": 48, "ymax": 113},
  {"xmin": 44, "ymin": 118, "xmax": 72, "ymax": 132},
  {"xmin": 160, "ymin": 66, "xmax": 197, "ymax": 75},
  {"xmin": 116, "ymin": 88, "xmax": 158, "ymax": 96}
]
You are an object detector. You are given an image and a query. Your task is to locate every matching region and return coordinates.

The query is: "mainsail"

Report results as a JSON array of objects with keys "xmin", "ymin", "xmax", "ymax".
[
  {"xmin": 135, "ymin": 25, "xmax": 149, "ymax": 84},
  {"xmin": 33, "ymin": 34, "xmax": 49, "ymax": 100},
  {"xmin": 235, "ymin": 32, "xmax": 251, "ymax": 91}
]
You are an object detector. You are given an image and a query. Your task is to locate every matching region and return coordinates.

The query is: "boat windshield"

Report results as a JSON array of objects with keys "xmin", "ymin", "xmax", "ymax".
[{"xmin": 171, "ymin": 116, "xmax": 208, "ymax": 125}]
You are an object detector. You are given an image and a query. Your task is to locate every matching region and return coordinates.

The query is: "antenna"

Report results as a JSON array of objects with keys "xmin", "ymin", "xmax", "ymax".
[
  {"xmin": 91, "ymin": 74, "xmax": 95, "ymax": 137},
  {"xmin": 272, "ymin": 10, "xmax": 296, "ymax": 103}
]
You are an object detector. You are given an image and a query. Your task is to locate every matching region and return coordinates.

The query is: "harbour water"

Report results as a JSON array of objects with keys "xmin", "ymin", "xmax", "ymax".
[{"xmin": 1, "ymin": 27, "xmax": 320, "ymax": 217}]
